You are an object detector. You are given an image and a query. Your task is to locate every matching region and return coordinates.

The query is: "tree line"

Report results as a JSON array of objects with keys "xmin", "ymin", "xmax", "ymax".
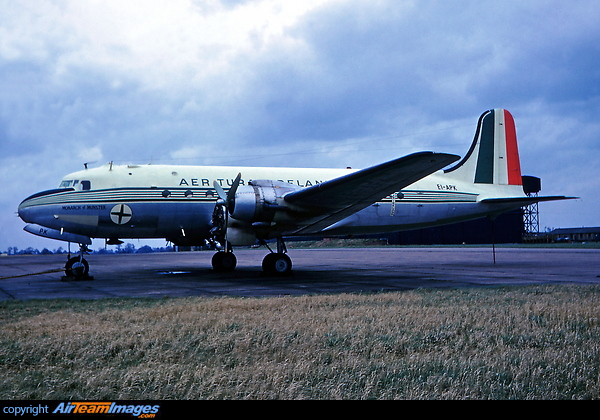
[{"xmin": 2, "ymin": 243, "xmax": 174, "ymax": 255}]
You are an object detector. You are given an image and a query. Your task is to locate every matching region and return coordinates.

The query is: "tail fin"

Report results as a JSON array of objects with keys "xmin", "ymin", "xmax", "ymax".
[{"xmin": 445, "ymin": 109, "xmax": 522, "ymax": 185}]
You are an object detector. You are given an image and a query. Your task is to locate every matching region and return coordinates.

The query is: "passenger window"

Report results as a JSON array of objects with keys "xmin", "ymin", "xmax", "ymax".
[{"xmin": 80, "ymin": 180, "xmax": 91, "ymax": 190}]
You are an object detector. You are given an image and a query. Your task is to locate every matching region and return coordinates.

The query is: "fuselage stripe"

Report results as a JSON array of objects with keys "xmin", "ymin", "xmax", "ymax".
[{"xmin": 20, "ymin": 187, "xmax": 479, "ymax": 207}]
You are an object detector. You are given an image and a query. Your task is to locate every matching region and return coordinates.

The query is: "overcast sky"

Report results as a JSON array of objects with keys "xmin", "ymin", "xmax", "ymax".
[{"xmin": 1, "ymin": 0, "xmax": 599, "ymax": 251}]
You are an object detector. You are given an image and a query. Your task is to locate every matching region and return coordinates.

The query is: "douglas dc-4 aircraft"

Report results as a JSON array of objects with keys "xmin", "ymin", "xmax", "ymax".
[{"xmin": 18, "ymin": 109, "xmax": 572, "ymax": 278}]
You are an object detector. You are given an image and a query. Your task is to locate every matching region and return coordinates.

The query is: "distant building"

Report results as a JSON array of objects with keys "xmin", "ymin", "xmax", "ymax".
[{"xmin": 545, "ymin": 227, "xmax": 600, "ymax": 243}]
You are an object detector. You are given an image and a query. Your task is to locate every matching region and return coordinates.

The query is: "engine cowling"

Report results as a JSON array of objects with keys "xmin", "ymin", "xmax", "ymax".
[
  {"xmin": 229, "ymin": 180, "xmax": 300, "ymax": 223},
  {"xmin": 225, "ymin": 227, "xmax": 257, "ymax": 246}
]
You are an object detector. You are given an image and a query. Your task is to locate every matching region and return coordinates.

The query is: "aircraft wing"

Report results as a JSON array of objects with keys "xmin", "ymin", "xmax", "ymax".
[{"xmin": 283, "ymin": 152, "xmax": 460, "ymax": 235}]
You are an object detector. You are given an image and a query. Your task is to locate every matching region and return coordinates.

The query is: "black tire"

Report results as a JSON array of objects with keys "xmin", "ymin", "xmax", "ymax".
[
  {"xmin": 65, "ymin": 257, "xmax": 89, "ymax": 278},
  {"xmin": 212, "ymin": 252, "xmax": 237, "ymax": 272},
  {"xmin": 262, "ymin": 253, "xmax": 292, "ymax": 276}
]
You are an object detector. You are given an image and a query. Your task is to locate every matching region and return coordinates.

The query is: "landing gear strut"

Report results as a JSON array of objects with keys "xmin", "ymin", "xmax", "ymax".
[
  {"xmin": 63, "ymin": 244, "xmax": 93, "ymax": 281},
  {"xmin": 209, "ymin": 200, "xmax": 238, "ymax": 272}
]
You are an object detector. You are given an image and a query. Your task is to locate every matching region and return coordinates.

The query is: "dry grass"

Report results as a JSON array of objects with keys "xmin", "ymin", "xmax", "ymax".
[{"xmin": 1, "ymin": 285, "xmax": 599, "ymax": 399}]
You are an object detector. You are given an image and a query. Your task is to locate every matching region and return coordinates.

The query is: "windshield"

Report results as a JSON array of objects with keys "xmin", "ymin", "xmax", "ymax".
[{"xmin": 59, "ymin": 180, "xmax": 91, "ymax": 190}]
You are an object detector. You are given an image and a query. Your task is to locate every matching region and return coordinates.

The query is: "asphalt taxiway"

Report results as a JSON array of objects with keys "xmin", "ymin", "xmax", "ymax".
[{"xmin": 1, "ymin": 247, "xmax": 599, "ymax": 300}]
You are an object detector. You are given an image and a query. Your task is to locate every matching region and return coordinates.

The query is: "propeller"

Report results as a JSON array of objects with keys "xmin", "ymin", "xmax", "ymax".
[
  {"xmin": 214, "ymin": 172, "xmax": 242, "ymax": 213},
  {"xmin": 211, "ymin": 173, "xmax": 241, "ymax": 252}
]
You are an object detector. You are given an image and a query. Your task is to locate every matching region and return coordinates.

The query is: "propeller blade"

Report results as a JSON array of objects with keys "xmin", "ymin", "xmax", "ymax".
[
  {"xmin": 227, "ymin": 173, "xmax": 242, "ymax": 203},
  {"xmin": 213, "ymin": 173, "xmax": 242, "ymax": 210},
  {"xmin": 213, "ymin": 181, "xmax": 227, "ymax": 201}
]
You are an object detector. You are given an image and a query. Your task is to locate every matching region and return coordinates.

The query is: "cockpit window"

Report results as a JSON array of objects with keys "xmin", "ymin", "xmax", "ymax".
[{"xmin": 59, "ymin": 180, "xmax": 91, "ymax": 190}]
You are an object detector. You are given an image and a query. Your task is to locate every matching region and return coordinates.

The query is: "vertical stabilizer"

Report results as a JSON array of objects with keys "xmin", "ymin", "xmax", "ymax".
[{"xmin": 445, "ymin": 109, "xmax": 522, "ymax": 185}]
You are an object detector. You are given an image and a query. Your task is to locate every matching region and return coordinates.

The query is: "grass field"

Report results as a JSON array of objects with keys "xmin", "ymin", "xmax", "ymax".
[{"xmin": 1, "ymin": 284, "xmax": 599, "ymax": 399}]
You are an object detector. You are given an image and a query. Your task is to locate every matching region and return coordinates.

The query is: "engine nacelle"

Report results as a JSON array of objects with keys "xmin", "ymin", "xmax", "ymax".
[
  {"xmin": 230, "ymin": 186, "xmax": 261, "ymax": 222},
  {"xmin": 230, "ymin": 180, "xmax": 300, "ymax": 223},
  {"xmin": 226, "ymin": 227, "xmax": 257, "ymax": 246}
]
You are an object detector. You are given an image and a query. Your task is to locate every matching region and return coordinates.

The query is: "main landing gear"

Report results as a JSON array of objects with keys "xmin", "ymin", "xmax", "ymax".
[
  {"xmin": 211, "ymin": 250, "xmax": 237, "ymax": 272},
  {"xmin": 209, "ymin": 200, "xmax": 239, "ymax": 272},
  {"xmin": 62, "ymin": 244, "xmax": 93, "ymax": 281},
  {"xmin": 211, "ymin": 237, "xmax": 293, "ymax": 276},
  {"xmin": 209, "ymin": 180, "xmax": 292, "ymax": 275},
  {"xmin": 260, "ymin": 237, "xmax": 292, "ymax": 276}
]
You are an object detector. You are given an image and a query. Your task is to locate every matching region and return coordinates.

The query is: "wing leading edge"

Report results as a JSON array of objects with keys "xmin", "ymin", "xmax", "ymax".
[{"xmin": 283, "ymin": 152, "xmax": 460, "ymax": 235}]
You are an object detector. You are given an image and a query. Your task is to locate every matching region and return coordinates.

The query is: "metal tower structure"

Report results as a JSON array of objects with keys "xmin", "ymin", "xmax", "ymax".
[{"xmin": 522, "ymin": 176, "xmax": 541, "ymax": 234}]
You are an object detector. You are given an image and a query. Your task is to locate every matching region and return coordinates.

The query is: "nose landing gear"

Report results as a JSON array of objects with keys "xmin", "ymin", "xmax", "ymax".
[{"xmin": 62, "ymin": 244, "xmax": 93, "ymax": 281}]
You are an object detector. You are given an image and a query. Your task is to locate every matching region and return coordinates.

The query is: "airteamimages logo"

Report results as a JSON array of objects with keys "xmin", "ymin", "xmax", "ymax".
[{"xmin": 52, "ymin": 402, "xmax": 160, "ymax": 417}]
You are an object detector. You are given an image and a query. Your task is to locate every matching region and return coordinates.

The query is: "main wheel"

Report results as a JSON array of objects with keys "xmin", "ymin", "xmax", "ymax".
[
  {"xmin": 212, "ymin": 252, "xmax": 237, "ymax": 272},
  {"xmin": 262, "ymin": 253, "xmax": 292, "ymax": 276},
  {"xmin": 65, "ymin": 257, "xmax": 89, "ymax": 278}
]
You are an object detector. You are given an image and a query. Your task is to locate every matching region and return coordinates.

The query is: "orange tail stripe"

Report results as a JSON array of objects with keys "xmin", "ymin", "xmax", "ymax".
[{"xmin": 504, "ymin": 109, "xmax": 522, "ymax": 185}]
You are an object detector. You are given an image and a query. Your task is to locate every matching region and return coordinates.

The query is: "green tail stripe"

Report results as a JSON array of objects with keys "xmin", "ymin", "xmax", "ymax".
[{"xmin": 475, "ymin": 110, "xmax": 495, "ymax": 183}]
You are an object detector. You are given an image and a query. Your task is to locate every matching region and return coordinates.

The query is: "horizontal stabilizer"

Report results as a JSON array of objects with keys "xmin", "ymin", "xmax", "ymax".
[{"xmin": 480, "ymin": 196, "xmax": 578, "ymax": 206}]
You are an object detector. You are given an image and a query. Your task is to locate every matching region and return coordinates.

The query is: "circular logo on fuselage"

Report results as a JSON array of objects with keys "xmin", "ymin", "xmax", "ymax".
[{"xmin": 110, "ymin": 204, "xmax": 133, "ymax": 225}]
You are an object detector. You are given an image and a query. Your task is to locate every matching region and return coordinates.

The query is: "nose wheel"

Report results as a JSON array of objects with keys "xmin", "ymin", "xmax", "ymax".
[
  {"xmin": 65, "ymin": 257, "xmax": 89, "ymax": 277},
  {"xmin": 62, "ymin": 244, "xmax": 93, "ymax": 281}
]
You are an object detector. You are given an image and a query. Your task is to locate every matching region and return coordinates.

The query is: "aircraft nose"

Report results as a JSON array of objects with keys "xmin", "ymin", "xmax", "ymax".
[
  {"xmin": 17, "ymin": 189, "xmax": 59, "ymax": 224},
  {"xmin": 18, "ymin": 199, "xmax": 35, "ymax": 223}
]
